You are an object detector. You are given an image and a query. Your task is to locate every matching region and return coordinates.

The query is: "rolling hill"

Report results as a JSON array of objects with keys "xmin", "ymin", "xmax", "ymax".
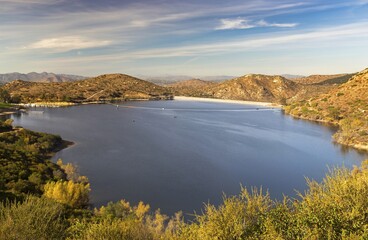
[
  {"xmin": 166, "ymin": 74, "xmax": 342, "ymax": 103},
  {"xmin": 1, "ymin": 74, "xmax": 173, "ymax": 103},
  {"xmin": 205, "ymin": 74, "xmax": 301, "ymax": 103},
  {"xmin": 292, "ymin": 73, "xmax": 354, "ymax": 85}
]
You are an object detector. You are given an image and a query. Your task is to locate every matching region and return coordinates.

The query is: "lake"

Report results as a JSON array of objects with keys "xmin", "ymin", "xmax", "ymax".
[{"xmin": 10, "ymin": 99, "xmax": 368, "ymax": 216}]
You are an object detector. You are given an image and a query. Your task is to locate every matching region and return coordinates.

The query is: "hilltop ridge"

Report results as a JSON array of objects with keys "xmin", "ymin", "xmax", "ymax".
[
  {"xmin": 0, "ymin": 72, "xmax": 86, "ymax": 84},
  {"xmin": 292, "ymin": 73, "xmax": 354, "ymax": 85},
  {"xmin": 1, "ymin": 74, "xmax": 172, "ymax": 103},
  {"xmin": 207, "ymin": 74, "xmax": 300, "ymax": 103}
]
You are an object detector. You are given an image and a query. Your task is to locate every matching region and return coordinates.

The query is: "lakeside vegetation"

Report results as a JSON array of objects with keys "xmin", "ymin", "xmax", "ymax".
[
  {"xmin": 0, "ymin": 119, "xmax": 70, "ymax": 200},
  {"xmin": 0, "ymin": 89, "xmax": 19, "ymax": 115},
  {"xmin": 284, "ymin": 68, "xmax": 368, "ymax": 150},
  {"xmin": 0, "ymin": 118, "xmax": 367, "ymax": 239}
]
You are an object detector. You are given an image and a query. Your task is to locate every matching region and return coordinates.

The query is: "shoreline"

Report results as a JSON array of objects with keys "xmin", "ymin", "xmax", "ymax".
[
  {"xmin": 174, "ymin": 96, "xmax": 281, "ymax": 107},
  {"xmin": 0, "ymin": 111, "xmax": 16, "ymax": 116},
  {"xmin": 286, "ymin": 112, "xmax": 368, "ymax": 152}
]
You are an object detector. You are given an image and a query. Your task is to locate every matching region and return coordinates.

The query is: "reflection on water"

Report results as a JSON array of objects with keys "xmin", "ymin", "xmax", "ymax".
[{"xmin": 10, "ymin": 100, "xmax": 368, "ymax": 216}]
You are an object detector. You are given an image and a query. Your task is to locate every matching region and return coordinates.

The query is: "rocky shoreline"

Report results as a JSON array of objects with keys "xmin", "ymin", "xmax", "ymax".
[{"xmin": 286, "ymin": 111, "xmax": 368, "ymax": 151}]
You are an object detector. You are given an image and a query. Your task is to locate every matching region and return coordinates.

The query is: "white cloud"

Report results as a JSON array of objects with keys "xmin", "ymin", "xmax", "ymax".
[
  {"xmin": 27, "ymin": 36, "xmax": 112, "ymax": 52},
  {"xmin": 215, "ymin": 18, "xmax": 255, "ymax": 30},
  {"xmin": 216, "ymin": 18, "xmax": 298, "ymax": 30},
  {"xmin": 257, "ymin": 19, "xmax": 298, "ymax": 28}
]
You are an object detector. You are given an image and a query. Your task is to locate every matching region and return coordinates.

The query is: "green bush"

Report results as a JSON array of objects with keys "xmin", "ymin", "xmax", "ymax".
[{"xmin": 0, "ymin": 125, "xmax": 66, "ymax": 197}]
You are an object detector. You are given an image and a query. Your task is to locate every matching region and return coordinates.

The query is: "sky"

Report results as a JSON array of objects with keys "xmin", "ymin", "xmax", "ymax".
[{"xmin": 1, "ymin": 0, "xmax": 368, "ymax": 77}]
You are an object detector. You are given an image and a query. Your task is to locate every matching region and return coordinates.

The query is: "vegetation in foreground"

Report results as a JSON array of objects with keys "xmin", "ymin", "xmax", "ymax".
[
  {"xmin": 1, "ymin": 119, "xmax": 368, "ymax": 239},
  {"xmin": 284, "ymin": 68, "xmax": 368, "ymax": 150},
  {"xmin": 0, "ymin": 160, "xmax": 367, "ymax": 240}
]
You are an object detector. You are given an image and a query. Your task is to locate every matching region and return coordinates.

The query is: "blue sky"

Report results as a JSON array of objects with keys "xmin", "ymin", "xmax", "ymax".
[{"xmin": 1, "ymin": 0, "xmax": 368, "ymax": 76}]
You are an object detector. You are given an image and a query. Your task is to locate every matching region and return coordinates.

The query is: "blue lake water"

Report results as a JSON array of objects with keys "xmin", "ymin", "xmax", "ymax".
[{"xmin": 10, "ymin": 100, "xmax": 368, "ymax": 216}]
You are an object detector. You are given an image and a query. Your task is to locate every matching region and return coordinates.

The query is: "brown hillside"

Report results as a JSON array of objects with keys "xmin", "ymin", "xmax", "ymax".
[
  {"xmin": 207, "ymin": 74, "xmax": 300, "ymax": 103},
  {"xmin": 285, "ymin": 68, "xmax": 368, "ymax": 150},
  {"xmin": 2, "ymin": 74, "xmax": 173, "ymax": 103},
  {"xmin": 166, "ymin": 74, "xmax": 336, "ymax": 103},
  {"xmin": 293, "ymin": 74, "xmax": 354, "ymax": 85},
  {"xmin": 166, "ymin": 79, "xmax": 216, "ymax": 97}
]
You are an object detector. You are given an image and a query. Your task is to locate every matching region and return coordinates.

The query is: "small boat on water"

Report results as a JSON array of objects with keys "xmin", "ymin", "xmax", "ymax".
[{"xmin": 27, "ymin": 110, "xmax": 44, "ymax": 114}]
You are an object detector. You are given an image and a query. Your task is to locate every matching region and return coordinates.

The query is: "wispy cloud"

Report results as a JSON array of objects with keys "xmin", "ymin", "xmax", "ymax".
[
  {"xmin": 159, "ymin": 22, "xmax": 368, "ymax": 57},
  {"xmin": 1, "ymin": 0, "xmax": 367, "ymax": 75},
  {"xmin": 0, "ymin": 0, "xmax": 63, "ymax": 12},
  {"xmin": 216, "ymin": 18, "xmax": 298, "ymax": 30},
  {"xmin": 215, "ymin": 18, "xmax": 254, "ymax": 30},
  {"xmin": 37, "ymin": 22, "xmax": 368, "ymax": 62},
  {"xmin": 27, "ymin": 36, "xmax": 112, "ymax": 52},
  {"xmin": 0, "ymin": 0, "xmax": 61, "ymax": 3},
  {"xmin": 257, "ymin": 20, "xmax": 298, "ymax": 28}
]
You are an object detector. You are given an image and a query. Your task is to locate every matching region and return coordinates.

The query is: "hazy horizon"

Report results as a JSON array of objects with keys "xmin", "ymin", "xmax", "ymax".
[{"xmin": 1, "ymin": 0, "xmax": 367, "ymax": 76}]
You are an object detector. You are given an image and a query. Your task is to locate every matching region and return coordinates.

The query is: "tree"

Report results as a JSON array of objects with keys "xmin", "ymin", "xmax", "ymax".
[{"xmin": 0, "ymin": 89, "xmax": 10, "ymax": 103}]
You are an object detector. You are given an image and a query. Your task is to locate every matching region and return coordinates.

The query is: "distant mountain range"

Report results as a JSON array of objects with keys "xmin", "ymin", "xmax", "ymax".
[
  {"xmin": 0, "ymin": 72, "xmax": 86, "ymax": 84},
  {"xmin": 1, "ymin": 72, "xmax": 353, "ymax": 86},
  {"xmin": 0, "ymin": 71, "xmax": 356, "ymax": 105}
]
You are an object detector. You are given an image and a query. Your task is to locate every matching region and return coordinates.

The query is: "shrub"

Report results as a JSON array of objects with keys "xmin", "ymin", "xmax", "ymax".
[
  {"xmin": 294, "ymin": 160, "xmax": 368, "ymax": 239},
  {"xmin": 71, "ymin": 218, "xmax": 153, "ymax": 240},
  {"xmin": 0, "ymin": 196, "xmax": 67, "ymax": 240},
  {"xmin": 179, "ymin": 187, "xmax": 271, "ymax": 240},
  {"xmin": 43, "ymin": 180, "xmax": 90, "ymax": 208}
]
